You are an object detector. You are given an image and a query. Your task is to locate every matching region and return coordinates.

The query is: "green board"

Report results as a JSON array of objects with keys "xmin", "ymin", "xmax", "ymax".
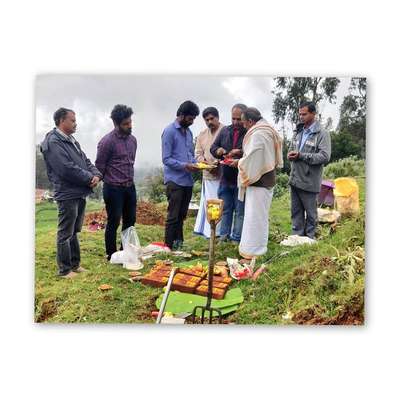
[
  {"xmin": 177, "ymin": 259, "xmax": 209, "ymax": 267},
  {"xmin": 156, "ymin": 288, "xmax": 244, "ymax": 317}
]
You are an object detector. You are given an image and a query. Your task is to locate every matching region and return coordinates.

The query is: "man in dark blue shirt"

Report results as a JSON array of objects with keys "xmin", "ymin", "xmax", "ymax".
[{"xmin": 161, "ymin": 100, "xmax": 200, "ymax": 250}]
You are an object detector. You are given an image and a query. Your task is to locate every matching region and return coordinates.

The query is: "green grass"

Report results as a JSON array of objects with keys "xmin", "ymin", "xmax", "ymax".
[{"xmin": 35, "ymin": 178, "xmax": 365, "ymax": 324}]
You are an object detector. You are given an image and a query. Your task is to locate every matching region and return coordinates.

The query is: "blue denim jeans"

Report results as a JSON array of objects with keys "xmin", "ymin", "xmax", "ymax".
[{"xmin": 217, "ymin": 184, "xmax": 244, "ymax": 241}]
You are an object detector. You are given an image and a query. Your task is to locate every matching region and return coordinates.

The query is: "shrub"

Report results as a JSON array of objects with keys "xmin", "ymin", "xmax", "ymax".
[
  {"xmin": 324, "ymin": 156, "xmax": 365, "ymax": 179},
  {"xmin": 144, "ymin": 168, "xmax": 166, "ymax": 203},
  {"xmin": 192, "ymin": 180, "xmax": 202, "ymax": 202},
  {"xmin": 274, "ymin": 173, "xmax": 290, "ymax": 198}
]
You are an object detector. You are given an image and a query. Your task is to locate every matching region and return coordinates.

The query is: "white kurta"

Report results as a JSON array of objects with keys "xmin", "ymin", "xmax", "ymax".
[
  {"xmin": 239, "ymin": 186, "xmax": 274, "ymax": 257},
  {"xmin": 194, "ymin": 179, "xmax": 221, "ymax": 238}
]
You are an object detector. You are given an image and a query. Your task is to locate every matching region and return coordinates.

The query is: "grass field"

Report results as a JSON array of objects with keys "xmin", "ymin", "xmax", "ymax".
[{"xmin": 35, "ymin": 178, "xmax": 365, "ymax": 324}]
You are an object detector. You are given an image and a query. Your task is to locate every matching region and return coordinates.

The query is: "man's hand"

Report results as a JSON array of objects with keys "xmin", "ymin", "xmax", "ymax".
[
  {"xmin": 89, "ymin": 176, "xmax": 101, "ymax": 188},
  {"xmin": 210, "ymin": 165, "xmax": 220, "ymax": 176},
  {"xmin": 288, "ymin": 151, "xmax": 300, "ymax": 161},
  {"xmin": 227, "ymin": 159, "xmax": 239, "ymax": 168},
  {"xmin": 185, "ymin": 163, "xmax": 199, "ymax": 172},
  {"xmin": 216, "ymin": 147, "xmax": 227, "ymax": 157},
  {"xmin": 228, "ymin": 148, "xmax": 242, "ymax": 158}
]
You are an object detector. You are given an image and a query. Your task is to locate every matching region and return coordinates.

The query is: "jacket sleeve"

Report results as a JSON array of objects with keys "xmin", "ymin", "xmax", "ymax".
[
  {"xmin": 210, "ymin": 128, "xmax": 223, "ymax": 158},
  {"xmin": 46, "ymin": 141, "xmax": 93, "ymax": 186},
  {"xmin": 299, "ymin": 130, "xmax": 331, "ymax": 165},
  {"xmin": 162, "ymin": 129, "xmax": 187, "ymax": 170},
  {"xmin": 84, "ymin": 152, "xmax": 102, "ymax": 179}
]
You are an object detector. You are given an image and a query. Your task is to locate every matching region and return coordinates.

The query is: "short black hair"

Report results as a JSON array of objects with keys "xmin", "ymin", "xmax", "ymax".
[
  {"xmin": 110, "ymin": 104, "xmax": 134, "ymax": 125},
  {"xmin": 53, "ymin": 107, "xmax": 74, "ymax": 126},
  {"xmin": 202, "ymin": 107, "xmax": 219, "ymax": 119},
  {"xmin": 176, "ymin": 100, "xmax": 200, "ymax": 117},
  {"xmin": 242, "ymin": 107, "xmax": 262, "ymax": 122},
  {"xmin": 232, "ymin": 103, "xmax": 247, "ymax": 112},
  {"xmin": 299, "ymin": 101, "xmax": 316, "ymax": 113}
]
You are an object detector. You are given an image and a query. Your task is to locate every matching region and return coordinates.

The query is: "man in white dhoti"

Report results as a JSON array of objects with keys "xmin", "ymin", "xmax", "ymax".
[
  {"xmin": 194, "ymin": 107, "xmax": 224, "ymax": 238},
  {"xmin": 238, "ymin": 107, "xmax": 283, "ymax": 258}
]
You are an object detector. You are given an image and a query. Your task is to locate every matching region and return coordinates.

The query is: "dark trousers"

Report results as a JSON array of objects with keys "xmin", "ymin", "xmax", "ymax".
[
  {"xmin": 290, "ymin": 185, "xmax": 318, "ymax": 239},
  {"xmin": 164, "ymin": 181, "xmax": 192, "ymax": 249},
  {"xmin": 103, "ymin": 182, "xmax": 137, "ymax": 258},
  {"xmin": 56, "ymin": 198, "xmax": 86, "ymax": 275}
]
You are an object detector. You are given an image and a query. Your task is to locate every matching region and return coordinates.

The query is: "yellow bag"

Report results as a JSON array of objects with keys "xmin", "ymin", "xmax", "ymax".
[{"xmin": 333, "ymin": 178, "xmax": 359, "ymax": 216}]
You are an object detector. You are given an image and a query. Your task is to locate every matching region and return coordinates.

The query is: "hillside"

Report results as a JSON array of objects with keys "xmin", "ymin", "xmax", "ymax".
[{"xmin": 35, "ymin": 173, "xmax": 365, "ymax": 324}]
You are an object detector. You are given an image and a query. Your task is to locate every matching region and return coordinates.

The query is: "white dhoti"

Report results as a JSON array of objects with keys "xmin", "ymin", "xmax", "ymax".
[
  {"xmin": 239, "ymin": 186, "xmax": 274, "ymax": 258},
  {"xmin": 194, "ymin": 179, "xmax": 221, "ymax": 238}
]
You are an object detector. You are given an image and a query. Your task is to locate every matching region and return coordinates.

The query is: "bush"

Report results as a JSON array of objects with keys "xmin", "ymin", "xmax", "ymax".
[
  {"xmin": 144, "ymin": 168, "xmax": 166, "ymax": 203},
  {"xmin": 330, "ymin": 131, "xmax": 362, "ymax": 162},
  {"xmin": 192, "ymin": 180, "xmax": 202, "ymax": 202},
  {"xmin": 324, "ymin": 156, "xmax": 365, "ymax": 179},
  {"xmin": 89, "ymin": 182, "xmax": 103, "ymax": 200},
  {"xmin": 274, "ymin": 173, "xmax": 290, "ymax": 198}
]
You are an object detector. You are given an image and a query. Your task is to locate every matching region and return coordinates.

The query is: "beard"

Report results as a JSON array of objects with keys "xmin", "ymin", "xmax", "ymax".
[{"xmin": 120, "ymin": 127, "xmax": 132, "ymax": 135}]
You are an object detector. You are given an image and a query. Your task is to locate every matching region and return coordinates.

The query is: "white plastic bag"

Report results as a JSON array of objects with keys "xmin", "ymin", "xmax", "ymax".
[
  {"xmin": 110, "ymin": 226, "xmax": 143, "ymax": 270},
  {"xmin": 280, "ymin": 235, "xmax": 316, "ymax": 247}
]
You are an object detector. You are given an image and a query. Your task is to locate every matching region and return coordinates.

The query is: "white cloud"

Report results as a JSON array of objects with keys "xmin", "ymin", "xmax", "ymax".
[{"xmin": 35, "ymin": 75, "xmax": 351, "ymax": 165}]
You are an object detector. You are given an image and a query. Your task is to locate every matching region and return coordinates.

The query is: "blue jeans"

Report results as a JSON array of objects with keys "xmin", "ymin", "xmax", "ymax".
[{"xmin": 217, "ymin": 185, "xmax": 244, "ymax": 241}]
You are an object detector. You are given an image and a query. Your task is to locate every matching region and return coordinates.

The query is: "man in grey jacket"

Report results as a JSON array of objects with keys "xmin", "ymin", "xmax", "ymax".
[
  {"xmin": 288, "ymin": 102, "xmax": 331, "ymax": 239},
  {"xmin": 41, "ymin": 108, "xmax": 102, "ymax": 278}
]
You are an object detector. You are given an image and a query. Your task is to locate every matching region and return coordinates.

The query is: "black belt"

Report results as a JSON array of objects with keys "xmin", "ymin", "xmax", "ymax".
[{"xmin": 107, "ymin": 181, "xmax": 134, "ymax": 188}]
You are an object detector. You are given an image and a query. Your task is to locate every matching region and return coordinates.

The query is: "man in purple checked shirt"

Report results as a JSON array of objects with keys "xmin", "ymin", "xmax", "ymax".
[{"xmin": 95, "ymin": 104, "xmax": 137, "ymax": 260}]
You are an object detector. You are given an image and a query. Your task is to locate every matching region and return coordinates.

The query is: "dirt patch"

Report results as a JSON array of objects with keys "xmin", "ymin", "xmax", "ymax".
[
  {"xmin": 136, "ymin": 202, "xmax": 165, "ymax": 226},
  {"xmin": 36, "ymin": 299, "xmax": 58, "ymax": 322},
  {"xmin": 84, "ymin": 201, "xmax": 165, "ymax": 229},
  {"xmin": 293, "ymin": 304, "xmax": 364, "ymax": 325},
  {"xmin": 84, "ymin": 210, "xmax": 106, "ymax": 230}
]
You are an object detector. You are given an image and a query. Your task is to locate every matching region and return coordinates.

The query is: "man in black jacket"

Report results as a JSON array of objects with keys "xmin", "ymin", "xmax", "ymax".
[
  {"xmin": 210, "ymin": 103, "xmax": 247, "ymax": 242},
  {"xmin": 41, "ymin": 108, "xmax": 102, "ymax": 278}
]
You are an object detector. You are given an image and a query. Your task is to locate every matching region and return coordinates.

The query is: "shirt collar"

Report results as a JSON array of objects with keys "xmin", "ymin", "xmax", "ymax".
[
  {"xmin": 56, "ymin": 127, "xmax": 75, "ymax": 141},
  {"xmin": 174, "ymin": 119, "xmax": 189, "ymax": 134},
  {"xmin": 113, "ymin": 128, "xmax": 130, "ymax": 139},
  {"xmin": 304, "ymin": 121, "xmax": 317, "ymax": 134},
  {"xmin": 210, "ymin": 123, "xmax": 222, "ymax": 135}
]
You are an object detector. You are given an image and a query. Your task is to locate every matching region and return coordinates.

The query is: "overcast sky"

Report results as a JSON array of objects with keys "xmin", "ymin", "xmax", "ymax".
[{"xmin": 35, "ymin": 75, "xmax": 351, "ymax": 168}]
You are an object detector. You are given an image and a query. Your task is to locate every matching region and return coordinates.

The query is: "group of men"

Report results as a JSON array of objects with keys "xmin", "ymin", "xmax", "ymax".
[{"xmin": 40, "ymin": 100, "xmax": 331, "ymax": 278}]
